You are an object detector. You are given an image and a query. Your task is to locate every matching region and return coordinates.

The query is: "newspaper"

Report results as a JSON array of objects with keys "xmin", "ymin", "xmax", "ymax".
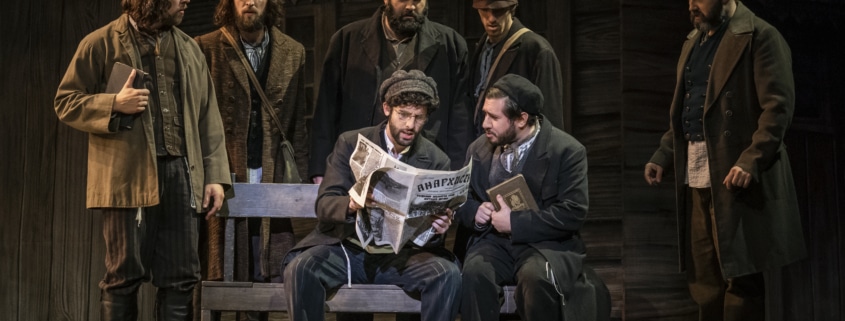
[{"xmin": 348, "ymin": 134, "xmax": 471, "ymax": 254}]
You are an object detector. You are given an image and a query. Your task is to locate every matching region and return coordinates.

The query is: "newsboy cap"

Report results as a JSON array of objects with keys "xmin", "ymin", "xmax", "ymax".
[
  {"xmin": 490, "ymin": 74, "xmax": 544, "ymax": 116},
  {"xmin": 379, "ymin": 69, "xmax": 440, "ymax": 109},
  {"xmin": 472, "ymin": 0, "xmax": 518, "ymax": 9}
]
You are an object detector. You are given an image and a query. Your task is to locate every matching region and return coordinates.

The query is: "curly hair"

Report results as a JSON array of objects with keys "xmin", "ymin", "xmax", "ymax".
[
  {"xmin": 214, "ymin": 0, "xmax": 286, "ymax": 28},
  {"xmin": 385, "ymin": 91, "xmax": 439, "ymax": 115},
  {"xmin": 122, "ymin": 0, "xmax": 174, "ymax": 32}
]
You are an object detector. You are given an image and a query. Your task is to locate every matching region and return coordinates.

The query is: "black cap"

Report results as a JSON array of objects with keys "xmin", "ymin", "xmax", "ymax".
[{"xmin": 490, "ymin": 74, "xmax": 543, "ymax": 116}]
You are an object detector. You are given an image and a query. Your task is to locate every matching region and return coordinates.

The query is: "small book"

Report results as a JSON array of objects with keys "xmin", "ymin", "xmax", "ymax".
[
  {"xmin": 106, "ymin": 62, "xmax": 148, "ymax": 131},
  {"xmin": 486, "ymin": 174, "xmax": 539, "ymax": 212}
]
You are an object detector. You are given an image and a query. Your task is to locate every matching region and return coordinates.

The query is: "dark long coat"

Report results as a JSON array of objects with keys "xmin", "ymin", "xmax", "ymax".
[
  {"xmin": 457, "ymin": 123, "xmax": 589, "ymax": 289},
  {"xmin": 648, "ymin": 2, "xmax": 806, "ymax": 278},
  {"xmin": 468, "ymin": 17, "xmax": 565, "ymax": 132},
  {"xmin": 195, "ymin": 26, "xmax": 309, "ymax": 281},
  {"xmin": 294, "ymin": 123, "xmax": 450, "ymax": 251},
  {"xmin": 309, "ymin": 7, "xmax": 471, "ymax": 178}
]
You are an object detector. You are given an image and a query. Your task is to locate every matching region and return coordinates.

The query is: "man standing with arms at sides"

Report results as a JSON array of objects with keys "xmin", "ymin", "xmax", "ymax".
[
  {"xmin": 284, "ymin": 70, "xmax": 461, "ymax": 321},
  {"xmin": 456, "ymin": 74, "xmax": 600, "ymax": 321},
  {"xmin": 644, "ymin": 0, "xmax": 806, "ymax": 320},
  {"xmin": 309, "ymin": 0, "xmax": 471, "ymax": 184},
  {"xmin": 54, "ymin": 0, "xmax": 231, "ymax": 320},
  {"xmin": 195, "ymin": 2, "xmax": 308, "ymax": 319},
  {"xmin": 468, "ymin": 0, "xmax": 564, "ymax": 136}
]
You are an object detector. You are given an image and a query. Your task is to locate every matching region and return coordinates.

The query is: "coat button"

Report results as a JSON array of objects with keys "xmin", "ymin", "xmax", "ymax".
[
  {"xmin": 725, "ymin": 110, "xmax": 733, "ymax": 117},
  {"xmin": 229, "ymin": 96, "xmax": 236, "ymax": 102},
  {"xmin": 685, "ymin": 93, "xmax": 690, "ymax": 99},
  {"xmin": 726, "ymin": 91, "xmax": 734, "ymax": 98},
  {"xmin": 274, "ymin": 108, "xmax": 281, "ymax": 113},
  {"xmin": 276, "ymin": 99, "xmax": 283, "ymax": 105},
  {"xmin": 724, "ymin": 130, "xmax": 732, "ymax": 137},
  {"xmin": 226, "ymin": 117, "xmax": 234, "ymax": 123},
  {"xmin": 685, "ymin": 133, "xmax": 691, "ymax": 140}
]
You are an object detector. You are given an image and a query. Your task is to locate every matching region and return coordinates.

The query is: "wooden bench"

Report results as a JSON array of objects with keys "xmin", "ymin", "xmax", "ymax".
[{"xmin": 200, "ymin": 183, "xmax": 517, "ymax": 320}]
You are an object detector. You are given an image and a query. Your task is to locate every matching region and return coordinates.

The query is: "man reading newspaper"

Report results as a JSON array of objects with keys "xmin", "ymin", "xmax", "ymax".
[
  {"xmin": 284, "ymin": 70, "xmax": 461, "ymax": 321},
  {"xmin": 349, "ymin": 134, "xmax": 470, "ymax": 254}
]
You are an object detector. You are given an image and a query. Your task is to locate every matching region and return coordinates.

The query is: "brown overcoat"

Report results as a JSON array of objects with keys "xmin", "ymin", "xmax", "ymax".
[
  {"xmin": 649, "ymin": 2, "xmax": 806, "ymax": 278},
  {"xmin": 195, "ymin": 26, "xmax": 309, "ymax": 281}
]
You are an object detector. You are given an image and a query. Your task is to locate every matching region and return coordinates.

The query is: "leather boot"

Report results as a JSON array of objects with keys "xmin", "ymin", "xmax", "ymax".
[
  {"xmin": 101, "ymin": 291, "xmax": 138, "ymax": 321},
  {"xmin": 155, "ymin": 289, "xmax": 193, "ymax": 321}
]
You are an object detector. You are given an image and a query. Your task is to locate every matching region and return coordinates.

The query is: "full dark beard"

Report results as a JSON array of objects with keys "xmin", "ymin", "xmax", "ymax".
[
  {"xmin": 236, "ymin": 12, "xmax": 265, "ymax": 33},
  {"xmin": 691, "ymin": 1, "xmax": 724, "ymax": 34},
  {"xmin": 489, "ymin": 122, "xmax": 518, "ymax": 147},
  {"xmin": 387, "ymin": 6, "xmax": 426, "ymax": 38}
]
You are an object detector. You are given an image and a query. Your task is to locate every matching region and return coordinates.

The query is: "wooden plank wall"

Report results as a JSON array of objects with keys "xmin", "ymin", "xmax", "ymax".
[
  {"xmin": 618, "ymin": 0, "xmax": 698, "ymax": 320},
  {"xmin": 1, "ymin": 0, "xmax": 843, "ymax": 320}
]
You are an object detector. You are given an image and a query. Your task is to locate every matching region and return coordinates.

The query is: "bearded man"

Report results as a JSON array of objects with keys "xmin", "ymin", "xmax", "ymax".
[
  {"xmin": 194, "ymin": 0, "xmax": 309, "ymax": 319},
  {"xmin": 54, "ymin": 0, "xmax": 231, "ymax": 319},
  {"xmin": 644, "ymin": 1, "xmax": 806, "ymax": 320},
  {"xmin": 309, "ymin": 0, "xmax": 471, "ymax": 185},
  {"xmin": 285, "ymin": 70, "xmax": 461, "ymax": 321}
]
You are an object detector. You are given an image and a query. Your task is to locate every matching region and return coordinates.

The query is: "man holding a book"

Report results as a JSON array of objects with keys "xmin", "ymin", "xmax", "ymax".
[
  {"xmin": 283, "ymin": 70, "xmax": 461, "ymax": 321},
  {"xmin": 457, "ymin": 74, "xmax": 607, "ymax": 320}
]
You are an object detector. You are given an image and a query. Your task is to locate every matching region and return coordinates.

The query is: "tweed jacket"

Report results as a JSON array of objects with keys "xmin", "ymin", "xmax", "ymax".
[
  {"xmin": 293, "ymin": 123, "xmax": 450, "ymax": 252},
  {"xmin": 468, "ymin": 18, "xmax": 565, "ymax": 132},
  {"xmin": 309, "ymin": 7, "xmax": 471, "ymax": 178},
  {"xmin": 195, "ymin": 25, "xmax": 309, "ymax": 182},
  {"xmin": 195, "ymin": 26, "xmax": 309, "ymax": 280},
  {"xmin": 648, "ymin": 2, "xmax": 806, "ymax": 277},
  {"xmin": 457, "ymin": 123, "xmax": 589, "ymax": 287},
  {"xmin": 54, "ymin": 14, "xmax": 231, "ymax": 210}
]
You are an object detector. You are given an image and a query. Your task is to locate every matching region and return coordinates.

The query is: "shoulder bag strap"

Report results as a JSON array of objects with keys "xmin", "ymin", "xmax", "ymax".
[{"xmin": 221, "ymin": 28, "xmax": 288, "ymax": 141}]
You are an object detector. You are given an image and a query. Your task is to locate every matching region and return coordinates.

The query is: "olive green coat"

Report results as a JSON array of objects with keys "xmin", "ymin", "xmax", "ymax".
[{"xmin": 55, "ymin": 14, "xmax": 231, "ymax": 211}]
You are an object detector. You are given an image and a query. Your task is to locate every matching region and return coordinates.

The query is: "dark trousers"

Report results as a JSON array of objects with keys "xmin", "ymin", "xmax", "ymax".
[
  {"xmin": 461, "ymin": 235, "xmax": 580, "ymax": 321},
  {"xmin": 98, "ymin": 156, "xmax": 200, "ymax": 295},
  {"xmin": 689, "ymin": 188, "xmax": 765, "ymax": 321},
  {"xmin": 283, "ymin": 242, "xmax": 461, "ymax": 321}
]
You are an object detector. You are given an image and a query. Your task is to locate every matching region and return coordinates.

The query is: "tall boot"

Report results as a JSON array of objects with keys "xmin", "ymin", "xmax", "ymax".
[
  {"xmin": 155, "ymin": 289, "xmax": 194, "ymax": 321},
  {"xmin": 101, "ymin": 291, "xmax": 138, "ymax": 321}
]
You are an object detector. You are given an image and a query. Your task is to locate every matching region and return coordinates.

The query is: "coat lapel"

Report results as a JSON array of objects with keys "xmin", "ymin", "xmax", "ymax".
[
  {"xmin": 706, "ymin": 3, "xmax": 753, "ymax": 115},
  {"xmin": 470, "ymin": 142, "xmax": 494, "ymax": 201},
  {"xmin": 414, "ymin": 20, "xmax": 439, "ymax": 72},
  {"xmin": 221, "ymin": 27, "xmax": 252, "ymax": 96},
  {"xmin": 266, "ymin": 28, "xmax": 292, "ymax": 95},
  {"xmin": 360, "ymin": 10, "xmax": 383, "ymax": 71},
  {"xmin": 521, "ymin": 126, "xmax": 550, "ymax": 194}
]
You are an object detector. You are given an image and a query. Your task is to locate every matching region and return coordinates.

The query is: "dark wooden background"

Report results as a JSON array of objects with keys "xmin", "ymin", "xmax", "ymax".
[{"xmin": 1, "ymin": 0, "xmax": 842, "ymax": 320}]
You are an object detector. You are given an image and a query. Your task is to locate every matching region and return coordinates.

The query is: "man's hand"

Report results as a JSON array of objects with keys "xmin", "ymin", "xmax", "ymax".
[
  {"xmin": 348, "ymin": 196, "xmax": 363, "ymax": 214},
  {"xmin": 113, "ymin": 69, "xmax": 150, "ymax": 114},
  {"xmin": 203, "ymin": 183, "xmax": 225, "ymax": 220},
  {"xmin": 723, "ymin": 166, "xmax": 751, "ymax": 191},
  {"xmin": 474, "ymin": 202, "xmax": 495, "ymax": 228},
  {"xmin": 431, "ymin": 208, "xmax": 453, "ymax": 235},
  {"xmin": 644, "ymin": 162, "xmax": 664, "ymax": 186},
  {"xmin": 490, "ymin": 195, "xmax": 512, "ymax": 234}
]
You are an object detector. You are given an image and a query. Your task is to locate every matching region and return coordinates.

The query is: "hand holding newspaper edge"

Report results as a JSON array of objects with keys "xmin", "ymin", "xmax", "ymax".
[{"xmin": 348, "ymin": 134, "xmax": 471, "ymax": 253}]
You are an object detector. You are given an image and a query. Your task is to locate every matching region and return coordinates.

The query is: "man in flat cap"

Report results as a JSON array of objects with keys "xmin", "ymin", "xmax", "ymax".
[
  {"xmin": 284, "ymin": 70, "xmax": 461, "ymax": 321},
  {"xmin": 456, "ymin": 74, "xmax": 609, "ymax": 321}
]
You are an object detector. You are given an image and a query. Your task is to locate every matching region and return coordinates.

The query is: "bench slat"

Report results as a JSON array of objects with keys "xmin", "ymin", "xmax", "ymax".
[
  {"xmin": 225, "ymin": 184, "xmax": 320, "ymax": 218},
  {"xmin": 202, "ymin": 281, "xmax": 517, "ymax": 314}
]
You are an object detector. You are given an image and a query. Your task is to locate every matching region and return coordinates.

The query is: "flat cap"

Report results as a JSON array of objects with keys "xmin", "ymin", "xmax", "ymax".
[
  {"xmin": 379, "ymin": 69, "xmax": 440, "ymax": 108},
  {"xmin": 472, "ymin": 0, "xmax": 518, "ymax": 9},
  {"xmin": 491, "ymin": 74, "xmax": 543, "ymax": 116}
]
